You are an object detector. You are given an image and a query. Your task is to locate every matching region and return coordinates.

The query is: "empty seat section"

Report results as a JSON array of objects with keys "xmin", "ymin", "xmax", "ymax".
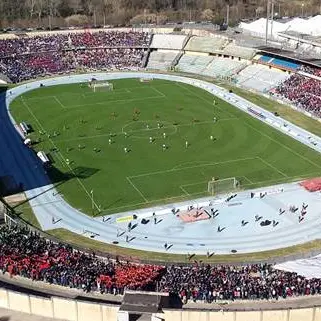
[
  {"xmin": 147, "ymin": 51, "xmax": 178, "ymax": 70},
  {"xmin": 202, "ymin": 57, "xmax": 247, "ymax": 78},
  {"xmin": 222, "ymin": 43, "xmax": 256, "ymax": 59},
  {"xmin": 176, "ymin": 55, "xmax": 214, "ymax": 74},
  {"xmin": 150, "ymin": 34, "xmax": 187, "ymax": 50},
  {"xmin": 234, "ymin": 64, "xmax": 290, "ymax": 92},
  {"xmin": 185, "ymin": 36, "xmax": 228, "ymax": 52}
]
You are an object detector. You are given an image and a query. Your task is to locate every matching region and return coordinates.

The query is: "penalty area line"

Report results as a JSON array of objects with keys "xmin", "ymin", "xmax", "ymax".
[
  {"xmin": 256, "ymin": 157, "xmax": 288, "ymax": 178},
  {"xmin": 179, "ymin": 185, "xmax": 190, "ymax": 196},
  {"xmin": 54, "ymin": 96, "xmax": 66, "ymax": 109},
  {"xmin": 126, "ymin": 177, "xmax": 148, "ymax": 203},
  {"xmin": 100, "ymin": 171, "xmax": 321, "ymax": 214}
]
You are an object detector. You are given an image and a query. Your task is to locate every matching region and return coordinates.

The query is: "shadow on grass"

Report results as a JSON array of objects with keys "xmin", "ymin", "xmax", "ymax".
[
  {"xmin": 48, "ymin": 165, "xmax": 100, "ymax": 183},
  {"xmin": 12, "ymin": 165, "xmax": 99, "ymax": 209}
]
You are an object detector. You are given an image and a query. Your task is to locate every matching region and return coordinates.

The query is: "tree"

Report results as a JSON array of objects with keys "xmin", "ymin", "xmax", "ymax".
[
  {"xmin": 65, "ymin": 13, "xmax": 89, "ymax": 26},
  {"xmin": 26, "ymin": 0, "xmax": 37, "ymax": 18},
  {"xmin": 58, "ymin": 0, "xmax": 74, "ymax": 17},
  {"xmin": 201, "ymin": 8, "xmax": 214, "ymax": 21}
]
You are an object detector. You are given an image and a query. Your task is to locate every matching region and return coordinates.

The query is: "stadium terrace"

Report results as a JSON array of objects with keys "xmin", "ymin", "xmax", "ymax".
[{"xmin": 0, "ymin": 28, "xmax": 321, "ymax": 321}]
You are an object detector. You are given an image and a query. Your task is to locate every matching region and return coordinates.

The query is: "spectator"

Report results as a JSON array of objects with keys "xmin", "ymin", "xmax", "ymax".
[
  {"xmin": 0, "ymin": 31, "xmax": 150, "ymax": 83},
  {"xmin": 0, "ymin": 224, "xmax": 321, "ymax": 302},
  {"xmin": 274, "ymin": 66, "xmax": 321, "ymax": 118},
  {"xmin": 158, "ymin": 263, "xmax": 321, "ymax": 302},
  {"xmin": 0, "ymin": 225, "xmax": 163, "ymax": 294}
]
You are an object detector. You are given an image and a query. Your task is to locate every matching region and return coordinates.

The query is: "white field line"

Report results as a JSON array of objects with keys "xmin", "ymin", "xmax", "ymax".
[
  {"xmin": 23, "ymin": 85, "xmax": 164, "ymax": 101},
  {"xmin": 179, "ymin": 185, "xmax": 190, "ymax": 196},
  {"xmin": 243, "ymin": 176, "xmax": 254, "ymax": 184},
  {"xmin": 126, "ymin": 177, "xmax": 148, "ymax": 202},
  {"xmin": 65, "ymin": 95, "xmax": 165, "ymax": 108},
  {"xmin": 21, "ymin": 95, "xmax": 57, "ymax": 101},
  {"xmin": 54, "ymin": 96, "xmax": 66, "ymax": 109},
  {"xmin": 256, "ymin": 156, "xmax": 289, "ymax": 178},
  {"xmin": 128, "ymin": 157, "xmax": 257, "ymax": 179},
  {"xmin": 180, "ymin": 176, "xmax": 252, "ymax": 189},
  {"xmin": 102, "ymin": 171, "xmax": 321, "ymax": 214},
  {"xmin": 23, "ymin": 91, "xmax": 165, "ymax": 108},
  {"xmin": 181, "ymin": 180, "xmax": 207, "ymax": 188},
  {"xmin": 241, "ymin": 171, "xmax": 321, "ymax": 187},
  {"xmin": 55, "ymin": 118, "xmax": 236, "ymax": 143},
  {"xmin": 175, "ymin": 82, "xmax": 235, "ymax": 117},
  {"xmin": 102, "ymin": 191, "xmax": 206, "ymax": 214},
  {"xmin": 21, "ymin": 98, "xmax": 101, "ymax": 212},
  {"xmin": 151, "ymin": 86, "xmax": 166, "ymax": 98},
  {"xmin": 245, "ymin": 122, "xmax": 321, "ymax": 170},
  {"xmin": 21, "ymin": 98, "xmax": 65, "ymax": 166}
]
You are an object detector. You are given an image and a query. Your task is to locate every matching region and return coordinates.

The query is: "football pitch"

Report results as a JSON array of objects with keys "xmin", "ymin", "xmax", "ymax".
[{"xmin": 10, "ymin": 78, "xmax": 321, "ymax": 215}]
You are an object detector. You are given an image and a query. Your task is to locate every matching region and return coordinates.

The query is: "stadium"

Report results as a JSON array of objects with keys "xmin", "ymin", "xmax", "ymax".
[{"xmin": 1, "ymin": 10, "xmax": 321, "ymax": 321}]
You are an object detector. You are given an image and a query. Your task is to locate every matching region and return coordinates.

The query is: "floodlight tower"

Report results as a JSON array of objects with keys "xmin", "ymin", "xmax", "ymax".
[
  {"xmin": 270, "ymin": 0, "xmax": 284, "ymax": 39},
  {"xmin": 265, "ymin": 0, "xmax": 270, "ymax": 45},
  {"xmin": 270, "ymin": 0, "xmax": 274, "ymax": 37}
]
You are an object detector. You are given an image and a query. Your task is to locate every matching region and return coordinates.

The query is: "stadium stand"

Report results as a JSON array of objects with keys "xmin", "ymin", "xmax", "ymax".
[
  {"xmin": 0, "ymin": 48, "xmax": 144, "ymax": 83},
  {"xmin": 202, "ymin": 57, "xmax": 247, "ymax": 78},
  {"xmin": 184, "ymin": 36, "xmax": 228, "ymax": 53},
  {"xmin": 1, "ymin": 224, "xmax": 321, "ymax": 302},
  {"xmin": 234, "ymin": 64, "xmax": 290, "ymax": 92},
  {"xmin": 274, "ymin": 72, "xmax": 321, "ymax": 118},
  {"xmin": 0, "ymin": 225, "xmax": 163, "ymax": 294},
  {"xmin": 0, "ymin": 31, "xmax": 150, "ymax": 83},
  {"xmin": 0, "ymin": 31, "xmax": 319, "ymax": 119},
  {"xmin": 150, "ymin": 34, "xmax": 187, "ymax": 50},
  {"xmin": 0, "ymin": 31, "xmax": 150, "ymax": 55},
  {"xmin": 176, "ymin": 54, "xmax": 214, "ymax": 74},
  {"xmin": 222, "ymin": 42, "xmax": 256, "ymax": 60},
  {"xmin": 2, "ymin": 31, "xmax": 321, "ymax": 318},
  {"xmin": 146, "ymin": 50, "xmax": 178, "ymax": 71}
]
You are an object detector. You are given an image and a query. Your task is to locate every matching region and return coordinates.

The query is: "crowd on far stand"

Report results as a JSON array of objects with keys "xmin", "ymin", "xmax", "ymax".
[
  {"xmin": 0, "ymin": 31, "xmax": 150, "ymax": 57},
  {"xmin": 0, "ymin": 31, "xmax": 150, "ymax": 83},
  {"xmin": 1, "ymin": 224, "xmax": 321, "ymax": 303},
  {"xmin": 274, "ymin": 65, "xmax": 321, "ymax": 118}
]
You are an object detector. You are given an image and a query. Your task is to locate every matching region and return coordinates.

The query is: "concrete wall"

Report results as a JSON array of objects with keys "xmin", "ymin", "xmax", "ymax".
[
  {"xmin": 0, "ymin": 287, "xmax": 119, "ymax": 321},
  {"xmin": 162, "ymin": 308, "xmax": 321, "ymax": 321},
  {"xmin": 1, "ymin": 287, "xmax": 321, "ymax": 321}
]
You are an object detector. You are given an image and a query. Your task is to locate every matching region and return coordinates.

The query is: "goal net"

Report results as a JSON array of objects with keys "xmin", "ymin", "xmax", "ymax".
[
  {"xmin": 208, "ymin": 177, "xmax": 239, "ymax": 196},
  {"xmin": 89, "ymin": 82, "xmax": 114, "ymax": 92}
]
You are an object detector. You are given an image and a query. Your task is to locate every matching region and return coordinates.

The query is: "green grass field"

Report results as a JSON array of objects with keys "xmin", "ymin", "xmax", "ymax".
[{"xmin": 10, "ymin": 78, "xmax": 321, "ymax": 216}]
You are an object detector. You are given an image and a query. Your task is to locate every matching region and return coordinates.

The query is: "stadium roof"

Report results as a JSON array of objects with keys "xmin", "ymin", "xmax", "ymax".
[{"xmin": 257, "ymin": 46, "xmax": 321, "ymax": 67}]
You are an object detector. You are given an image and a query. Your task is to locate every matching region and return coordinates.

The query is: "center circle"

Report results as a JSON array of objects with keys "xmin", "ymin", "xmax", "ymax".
[{"xmin": 121, "ymin": 120, "xmax": 178, "ymax": 139}]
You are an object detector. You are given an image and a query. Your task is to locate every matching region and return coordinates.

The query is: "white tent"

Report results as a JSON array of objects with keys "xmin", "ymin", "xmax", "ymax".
[
  {"xmin": 239, "ymin": 15, "xmax": 321, "ymax": 37},
  {"xmin": 239, "ymin": 18, "xmax": 288, "ymax": 37}
]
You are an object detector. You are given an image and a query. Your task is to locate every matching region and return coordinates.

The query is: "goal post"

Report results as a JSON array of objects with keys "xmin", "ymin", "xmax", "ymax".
[
  {"xmin": 208, "ymin": 177, "xmax": 240, "ymax": 196},
  {"xmin": 89, "ymin": 81, "xmax": 114, "ymax": 92}
]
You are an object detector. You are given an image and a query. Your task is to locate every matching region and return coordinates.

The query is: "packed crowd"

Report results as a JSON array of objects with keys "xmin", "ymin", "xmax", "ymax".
[
  {"xmin": 0, "ymin": 48, "xmax": 144, "ymax": 82},
  {"xmin": 274, "ymin": 66, "xmax": 321, "ymax": 118},
  {"xmin": 0, "ymin": 225, "xmax": 163, "ymax": 294},
  {"xmin": 1, "ymin": 224, "xmax": 321, "ymax": 302},
  {"xmin": 159, "ymin": 264, "xmax": 321, "ymax": 302},
  {"xmin": 0, "ymin": 31, "xmax": 150, "ymax": 57},
  {"xmin": 0, "ymin": 31, "xmax": 150, "ymax": 82}
]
